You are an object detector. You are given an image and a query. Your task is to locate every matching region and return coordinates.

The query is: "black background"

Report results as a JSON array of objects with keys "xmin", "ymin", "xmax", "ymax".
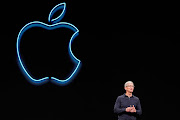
[{"xmin": 1, "ymin": 0, "xmax": 180, "ymax": 119}]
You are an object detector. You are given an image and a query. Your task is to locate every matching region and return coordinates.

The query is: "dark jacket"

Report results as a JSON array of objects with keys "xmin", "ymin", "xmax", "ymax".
[{"xmin": 114, "ymin": 94, "xmax": 142, "ymax": 120}]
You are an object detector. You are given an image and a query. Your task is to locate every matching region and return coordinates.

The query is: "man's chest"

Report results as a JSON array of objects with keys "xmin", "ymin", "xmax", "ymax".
[{"xmin": 120, "ymin": 97, "xmax": 138, "ymax": 108}]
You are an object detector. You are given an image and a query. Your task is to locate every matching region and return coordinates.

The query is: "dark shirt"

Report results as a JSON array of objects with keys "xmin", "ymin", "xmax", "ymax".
[{"xmin": 114, "ymin": 94, "xmax": 142, "ymax": 120}]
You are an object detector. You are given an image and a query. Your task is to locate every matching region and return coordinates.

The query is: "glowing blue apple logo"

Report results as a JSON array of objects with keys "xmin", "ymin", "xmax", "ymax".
[{"xmin": 16, "ymin": 3, "xmax": 81, "ymax": 85}]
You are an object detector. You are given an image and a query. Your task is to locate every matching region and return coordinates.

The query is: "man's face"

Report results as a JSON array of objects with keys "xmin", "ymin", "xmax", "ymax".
[{"xmin": 125, "ymin": 83, "xmax": 134, "ymax": 93}]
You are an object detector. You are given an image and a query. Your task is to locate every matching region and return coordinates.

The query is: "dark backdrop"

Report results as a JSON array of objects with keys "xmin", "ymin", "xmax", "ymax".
[{"xmin": 1, "ymin": 0, "xmax": 179, "ymax": 119}]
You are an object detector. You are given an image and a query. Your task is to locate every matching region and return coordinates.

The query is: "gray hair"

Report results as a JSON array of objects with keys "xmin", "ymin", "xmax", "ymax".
[{"xmin": 124, "ymin": 81, "xmax": 134, "ymax": 87}]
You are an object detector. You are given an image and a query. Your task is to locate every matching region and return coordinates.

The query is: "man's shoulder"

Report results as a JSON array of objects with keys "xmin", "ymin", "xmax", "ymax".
[
  {"xmin": 117, "ymin": 94, "xmax": 140, "ymax": 100},
  {"xmin": 117, "ymin": 94, "xmax": 125, "ymax": 99},
  {"xmin": 133, "ymin": 95, "xmax": 140, "ymax": 100}
]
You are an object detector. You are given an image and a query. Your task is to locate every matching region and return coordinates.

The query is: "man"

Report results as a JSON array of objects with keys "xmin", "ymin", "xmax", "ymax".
[{"xmin": 114, "ymin": 81, "xmax": 142, "ymax": 120}]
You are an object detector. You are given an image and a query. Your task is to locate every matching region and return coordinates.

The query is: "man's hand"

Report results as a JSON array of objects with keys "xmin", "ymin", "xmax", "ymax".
[
  {"xmin": 126, "ymin": 105, "xmax": 136, "ymax": 113},
  {"xmin": 130, "ymin": 105, "xmax": 136, "ymax": 113},
  {"xmin": 125, "ymin": 107, "xmax": 132, "ymax": 112}
]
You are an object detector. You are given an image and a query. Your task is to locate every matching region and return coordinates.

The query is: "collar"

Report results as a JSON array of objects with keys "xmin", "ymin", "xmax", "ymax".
[{"xmin": 124, "ymin": 93, "xmax": 134, "ymax": 98}]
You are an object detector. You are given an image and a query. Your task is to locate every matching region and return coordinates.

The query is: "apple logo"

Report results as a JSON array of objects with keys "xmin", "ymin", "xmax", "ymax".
[{"xmin": 16, "ymin": 2, "xmax": 81, "ymax": 85}]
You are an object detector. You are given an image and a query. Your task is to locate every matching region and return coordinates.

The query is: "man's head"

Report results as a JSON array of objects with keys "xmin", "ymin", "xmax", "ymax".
[{"xmin": 124, "ymin": 81, "xmax": 135, "ymax": 93}]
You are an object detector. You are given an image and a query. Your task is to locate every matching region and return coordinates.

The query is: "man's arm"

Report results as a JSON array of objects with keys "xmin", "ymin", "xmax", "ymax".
[
  {"xmin": 136, "ymin": 98, "xmax": 142, "ymax": 115},
  {"xmin": 114, "ymin": 96, "xmax": 126, "ymax": 114}
]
